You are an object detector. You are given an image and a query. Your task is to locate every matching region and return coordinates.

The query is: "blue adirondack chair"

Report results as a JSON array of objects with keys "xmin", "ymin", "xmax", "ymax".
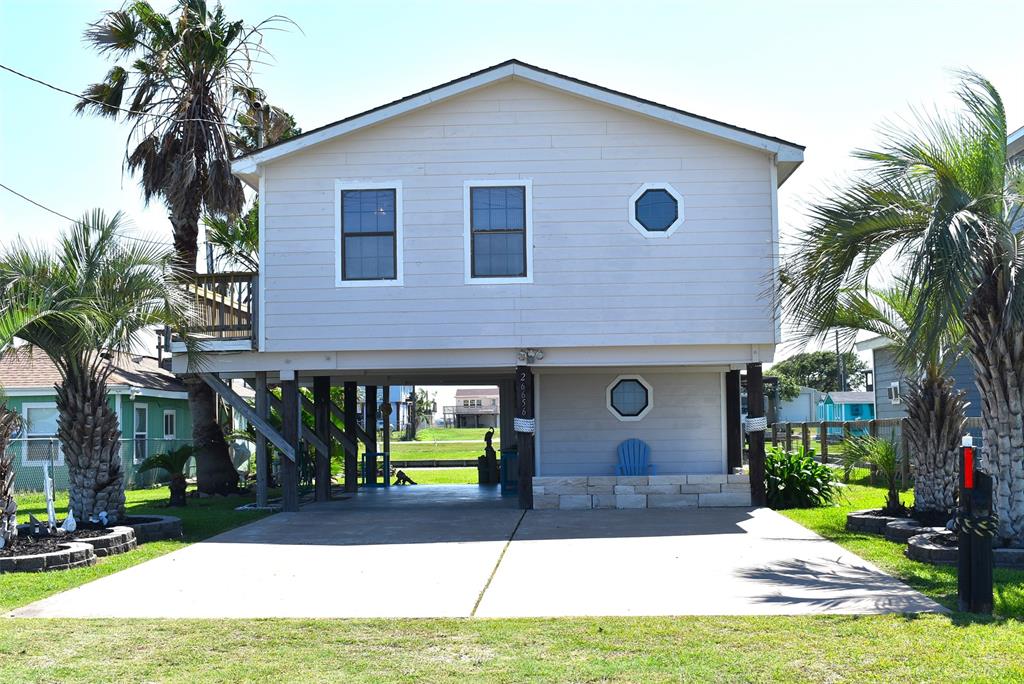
[{"xmin": 616, "ymin": 439, "xmax": 656, "ymax": 476}]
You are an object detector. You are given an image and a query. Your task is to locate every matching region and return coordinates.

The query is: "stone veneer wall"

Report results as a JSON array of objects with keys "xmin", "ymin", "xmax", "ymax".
[{"xmin": 532, "ymin": 474, "xmax": 751, "ymax": 510}]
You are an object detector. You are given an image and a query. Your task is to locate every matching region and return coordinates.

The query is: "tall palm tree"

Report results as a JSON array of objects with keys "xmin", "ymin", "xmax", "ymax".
[
  {"xmin": 788, "ymin": 281, "xmax": 968, "ymax": 517},
  {"xmin": 0, "ymin": 210, "xmax": 191, "ymax": 523},
  {"xmin": 76, "ymin": 1, "xmax": 290, "ymax": 493},
  {"xmin": 783, "ymin": 73, "xmax": 1024, "ymax": 545}
]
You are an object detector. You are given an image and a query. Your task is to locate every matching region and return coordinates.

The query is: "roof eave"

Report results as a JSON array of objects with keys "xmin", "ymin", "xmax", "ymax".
[{"xmin": 230, "ymin": 60, "xmax": 804, "ymax": 180}]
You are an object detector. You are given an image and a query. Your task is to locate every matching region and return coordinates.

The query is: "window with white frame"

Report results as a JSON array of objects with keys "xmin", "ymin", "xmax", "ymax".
[
  {"xmin": 163, "ymin": 409, "xmax": 177, "ymax": 440},
  {"xmin": 628, "ymin": 183, "xmax": 685, "ymax": 238},
  {"xmin": 887, "ymin": 381, "xmax": 901, "ymax": 405},
  {"xmin": 606, "ymin": 375, "xmax": 654, "ymax": 421},
  {"xmin": 134, "ymin": 404, "xmax": 148, "ymax": 464},
  {"xmin": 335, "ymin": 181, "xmax": 403, "ymax": 286},
  {"xmin": 465, "ymin": 180, "xmax": 533, "ymax": 282},
  {"xmin": 22, "ymin": 402, "xmax": 62, "ymax": 466}
]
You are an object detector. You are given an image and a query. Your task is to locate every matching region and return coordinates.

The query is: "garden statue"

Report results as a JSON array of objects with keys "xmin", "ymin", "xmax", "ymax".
[
  {"xmin": 42, "ymin": 462, "xmax": 58, "ymax": 531},
  {"xmin": 479, "ymin": 428, "xmax": 499, "ymax": 484},
  {"xmin": 60, "ymin": 509, "xmax": 77, "ymax": 534}
]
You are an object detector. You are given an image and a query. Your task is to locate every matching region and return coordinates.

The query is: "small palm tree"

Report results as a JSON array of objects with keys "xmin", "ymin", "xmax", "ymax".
[
  {"xmin": 782, "ymin": 73, "xmax": 1024, "ymax": 546},
  {"xmin": 788, "ymin": 281, "xmax": 967, "ymax": 516},
  {"xmin": 0, "ymin": 210, "xmax": 191, "ymax": 523},
  {"xmin": 0, "ymin": 402, "xmax": 19, "ymax": 548},
  {"xmin": 842, "ymin": 435, "xmax": 907, "ymax": 516},
  {"xmin": 77, "ymin": 0, "xmax": 291, "ymax": 495},
  {"xmin": 137, "ymin": 445, "xmax": 194, "ymax": 507}
]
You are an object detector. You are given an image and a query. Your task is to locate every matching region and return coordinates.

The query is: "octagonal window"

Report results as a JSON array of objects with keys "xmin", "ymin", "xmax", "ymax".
[
  {"xmin": 607, "ymin": 376, "xmax": 653, "ymax": 421},
  {"xmin": 635, "ymin": 189, "xmax": 678, "ymax": 231},
  {"xmin": 627, "ymin": 183, "xmax": 685, "ymax": 238}
]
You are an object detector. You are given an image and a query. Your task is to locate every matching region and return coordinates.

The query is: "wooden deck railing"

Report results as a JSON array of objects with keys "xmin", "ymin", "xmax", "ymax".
[{"xmin": 186, "ymin": 272, "xmax": 257, "ymax": 342}]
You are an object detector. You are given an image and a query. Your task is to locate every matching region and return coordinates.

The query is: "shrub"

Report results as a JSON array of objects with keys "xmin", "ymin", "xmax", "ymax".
[
  {"xmin": 764, "ymin": 445, "xmax": 841, "ymax": 509},
  {"xmin": 840, "ymin": 435, "xmax": 906, "ymax": 515}
]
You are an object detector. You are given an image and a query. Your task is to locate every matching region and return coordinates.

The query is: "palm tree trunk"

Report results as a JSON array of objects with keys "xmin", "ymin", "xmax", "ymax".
[
  {"xmin": 968, "ymin": 306, "xmax": 1024, "ymax": 547},
  {"xmin": 55, "ymin": 362, "xmax": 125, "ymax": 523},
  {"xmin": 0, "ymin": 405, "xmax": 19, "ymax": 547},
  {"xmin": 903, "ymin": 374, "xmax": 967, "ymax": 517},
  {"xmin": 172, "ymin": 200, "xmax": 238, "ymax": 495}
]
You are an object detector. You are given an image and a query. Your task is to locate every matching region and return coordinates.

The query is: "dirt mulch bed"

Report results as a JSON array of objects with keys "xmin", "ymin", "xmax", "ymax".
[{"xmin": 0, "ymin": 535, "xmax": 66, "ymax": 558}]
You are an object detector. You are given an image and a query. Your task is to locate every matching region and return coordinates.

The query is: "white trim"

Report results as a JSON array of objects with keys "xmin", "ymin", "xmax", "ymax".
[
  {"xmin": 20, "ymin": 401, "xmax": 63, "ymax": 467},
  {"xmin": 855, "ymin": 335, "xmax": 895, "ymax": 352},
  {"xmin": 115, "ymin": 393, "xmax": 123, "ymax": 439},
  {"xmin": 1, "ymin": 385, "xmax": 187, "ymax": 400},
  {"xmin": 231, "ymin": 61, "xmax": 804, "ymax": 179},
  {"xmin": 606, "ymin": 374, "xmax": 654, "ymax": 422},
  {"xmin": 163, "ymin": 409, "xmax": 177, "ymax": 440},
  {"xmin": 769, "ymin": 161, "xmax": 781, "ymax": 345},
  {"xmin": 133, "ymin": 403, "xmax": 149, "ymax": 465},
  {"xmin": 627, "ymin": 182, "xmax": 685, "ymax": 238},
  {"xmin": 1009, "ymin": 125, "xmax": 1024, "ymax": 159},
  {"xmin": 463, "ymin": 179, "xmax": 534, "ymax": 284},
  {"xmin": 258, "ymin": 171, "xmax": 267, "ymax": 349},
  {"xmin": 720, "ymin": 371, "xmax": 728, "ymax": 474},
  {"xmin": 171, "ymin": 339, "xmax": 252, "ymax": 354},
  {"xmin": 334, "ymin": 180, "xmax": 405, "ymax": 288}
]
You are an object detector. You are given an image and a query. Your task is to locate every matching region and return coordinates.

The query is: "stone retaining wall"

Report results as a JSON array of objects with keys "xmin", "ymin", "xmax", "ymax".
[
  {"xmin": 0, "ymin": 541, "xmax": 96, "ymax": 573},
  {"xmin": 533, "ymin": 474, "xmax": 751, "ymax": 510}
]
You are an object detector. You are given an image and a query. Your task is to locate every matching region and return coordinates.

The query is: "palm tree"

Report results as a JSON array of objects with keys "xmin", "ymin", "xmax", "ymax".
[
  {"xmin": 76, "ymin": 1, "xmax": 290, "ymax": 494},
  {"xmin": 783, "ymin": 73, "xmax": 1024, "ymax": 545},
  {"xmin": 790, "ymin": 282, "xmax": 967, "ymax": 517},
  {"xmin": 0, "ymin": 210, "xmax": 191, "ymax": 523}
]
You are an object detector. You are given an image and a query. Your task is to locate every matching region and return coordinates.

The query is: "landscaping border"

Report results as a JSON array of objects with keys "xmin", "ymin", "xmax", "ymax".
[
  {"xmin": 0, "ymin": 541, "xmax": 96, "ymax": 573},
  {"xmin": 124, "ymin": 515, "xmax": 183, "ymax": 543}
]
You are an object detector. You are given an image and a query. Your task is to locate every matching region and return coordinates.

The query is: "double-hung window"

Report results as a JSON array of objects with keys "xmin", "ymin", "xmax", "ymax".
[
  {"xmin": 22, "ymin": 403, "xmax": 62, "ymax": 466},
  {"xmin": 465, "ymin": 180, "xmax": 532, "ymax": 282},
  {"xmin": 335, "ymin": 181, "xmax": 403, "ymax": 286}
]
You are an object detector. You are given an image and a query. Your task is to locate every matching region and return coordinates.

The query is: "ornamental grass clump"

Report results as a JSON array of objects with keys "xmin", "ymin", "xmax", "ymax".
[
  {"xmin": 841, "ymin": 435, "xmax": 907, "ymax": 516},
  {"xmin": 765, "ymin": 445, "xmax": 841, "ymax": 509}
]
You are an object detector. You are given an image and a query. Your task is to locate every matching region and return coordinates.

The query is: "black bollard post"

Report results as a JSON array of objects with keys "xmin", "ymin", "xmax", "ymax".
[{"xmin": 957, "ymin": 434, "xmax": 994, "ymax": 614}]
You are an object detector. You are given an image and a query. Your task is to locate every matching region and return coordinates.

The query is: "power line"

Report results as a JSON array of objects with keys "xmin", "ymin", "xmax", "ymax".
[
  {"xmin": 0, "ymin": 182, "xmax": 173, "ymax": 247},
  {"xmin": 0, "ymin": 62, "xmax": 242, "ymax": 128}
]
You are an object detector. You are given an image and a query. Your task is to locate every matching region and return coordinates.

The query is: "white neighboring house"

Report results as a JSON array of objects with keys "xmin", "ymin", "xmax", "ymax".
[
  {"xmin": 173, "ymin": 60, "xmax": 803, "ymax": 510},
  {"xmin": 777, "ymin": 386, "xmax": 822, "ymax": 424}
]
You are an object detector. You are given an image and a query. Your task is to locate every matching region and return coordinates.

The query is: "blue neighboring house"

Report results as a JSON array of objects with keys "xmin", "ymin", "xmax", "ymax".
[{"xmin": 817, "ymin": 391, "xmax": 875, "ymax": 424}]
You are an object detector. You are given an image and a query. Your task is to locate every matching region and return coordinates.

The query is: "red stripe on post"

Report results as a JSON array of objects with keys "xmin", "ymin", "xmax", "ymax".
[{"xmin": 964, "ymin": 447, "xmax": 974, "ymax": 489}]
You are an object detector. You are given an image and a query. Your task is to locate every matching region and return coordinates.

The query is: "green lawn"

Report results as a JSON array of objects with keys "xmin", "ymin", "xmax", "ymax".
[
  {"xmin": 388, "ymin": 441, "xmax": 482, "ymax": 461},
  {"xmin": 4, "ymin": 477, "xmax": 1024, "ymax": 682},
  {"xmin": 400, "ymin": 467, "xmax": 478, "ymax": 485},
  {"xmin": 414, "ymin": 427, "xmax": 498, "ymax": 443},
  {"xmin": 3, "ymin": 487, "xmax": 271, "ymax": 613}
]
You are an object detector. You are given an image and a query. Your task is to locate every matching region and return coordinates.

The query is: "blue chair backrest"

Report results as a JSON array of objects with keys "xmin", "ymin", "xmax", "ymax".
[{"xmin": 617, "ymin": 439, "xmax": 651, "ymax": 476}]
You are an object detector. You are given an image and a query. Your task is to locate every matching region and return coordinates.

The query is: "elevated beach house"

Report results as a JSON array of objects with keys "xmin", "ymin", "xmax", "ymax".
[{"xmin": 174, "ymin": 60, "xmax": 803, "ymax": 511}]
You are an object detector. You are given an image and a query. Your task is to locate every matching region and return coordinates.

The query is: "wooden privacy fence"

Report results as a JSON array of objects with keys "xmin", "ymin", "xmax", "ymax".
[{"xmin": 768, "ymin": 417, "xmax": 984, "ymax": 480}]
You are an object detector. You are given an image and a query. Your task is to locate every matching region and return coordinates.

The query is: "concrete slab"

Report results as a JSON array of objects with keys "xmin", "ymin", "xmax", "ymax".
[
  {"xmin": 8, "ymin": 487, "xmax": 945, "ymax": 618},
  {"xmin": 475, "ymin": 507, "xmax": 946, "ymax": 616}
]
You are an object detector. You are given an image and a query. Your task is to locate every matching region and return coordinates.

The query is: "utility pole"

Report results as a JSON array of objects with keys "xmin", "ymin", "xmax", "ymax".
[{"xmin": 835, "ymin": 330, "xmax": 846, "ymax": 392}]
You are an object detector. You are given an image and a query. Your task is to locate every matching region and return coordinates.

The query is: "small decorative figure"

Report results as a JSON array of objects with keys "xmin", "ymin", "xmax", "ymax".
[
  {"xmin": 29, "ymin": 513, "xmax": 42, "ymax": 536},
  {"xmin": 393, "ymin": 469, "xmax": 417, "ymax": 486},
  {"xmin": 98, "ymin": 511, "xmax": 108, "ymax": 527},
  {"xmin": 59, "ymin": 509, "xmax": 77, "ymax": 534}
]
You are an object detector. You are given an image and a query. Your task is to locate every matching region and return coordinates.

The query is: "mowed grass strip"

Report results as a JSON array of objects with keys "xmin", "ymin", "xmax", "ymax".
[{"xmin": 1, "ymin": 614, "xmax": 1023, "ymax": 683}]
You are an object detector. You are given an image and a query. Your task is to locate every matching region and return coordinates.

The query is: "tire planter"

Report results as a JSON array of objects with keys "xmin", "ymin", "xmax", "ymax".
[
  {"xmin": 124, "ymin": 515, "xmax": 183, "ymax": 544},
  {"xmin": 907, "ymin": 531, "xmax": 1024, "ymax": 569},
  {"xmin": 83, "ymin": 526, "xmax": 137, "ymax": 558},
  {"xmin": 0, "ymin": 541, "xmax": 96, "ymax": 573},
  {"xmin": 885, "ymin": 518, "xmax": 942, "ymax": 543},
  {"xmin": 846, "ymin": 509, "xmax": 905, "ymax": 534}
]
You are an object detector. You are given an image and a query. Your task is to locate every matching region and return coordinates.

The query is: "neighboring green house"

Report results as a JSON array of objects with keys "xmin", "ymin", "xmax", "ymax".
[
  {"xmin": 1, "ymin": 347, "xmax": 192, "ymax": 492},
  {"xmin": 817, "ymin": 391, "xmax": 875, "ymax": 438}
]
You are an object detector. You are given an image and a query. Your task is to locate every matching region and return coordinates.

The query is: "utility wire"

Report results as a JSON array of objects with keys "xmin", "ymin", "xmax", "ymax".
[
  {"xmin": 0, "ymin": 62, "xmax": 242, "ymax": 128},
  {"xmin": 0, "ymin": 182, "xmax": 173, "ymax": 247}
]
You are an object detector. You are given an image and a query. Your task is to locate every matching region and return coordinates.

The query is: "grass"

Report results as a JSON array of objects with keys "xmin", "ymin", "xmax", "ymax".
[
  {"xmin": 414, "ymin": 427, "xmax": 498, "ymax": 443},
  {"xmin": 2, "ymin": 487, "xmax": 270, "ymax": 613},
  {"xmin": 4, "ymin": 475, "xmax": 1024, "ymax": 682},
  {"xmin": 401, "ymin": 467, "xmax": 479, "ymax": 485},
  {"xmin": 388, "ymin": 441, "xmax": 482, "ymax": 461}
]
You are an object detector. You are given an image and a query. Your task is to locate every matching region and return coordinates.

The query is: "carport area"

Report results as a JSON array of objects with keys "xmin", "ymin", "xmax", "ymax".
[{"xmin": 9, "ymin": 489, "xmax": 945, "ymax": 618}]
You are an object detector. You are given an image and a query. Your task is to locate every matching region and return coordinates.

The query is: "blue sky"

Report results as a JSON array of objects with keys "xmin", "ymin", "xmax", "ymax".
[{"xmin": 1, "ymin": 0, "xmax": 1022, "ymax": 253}]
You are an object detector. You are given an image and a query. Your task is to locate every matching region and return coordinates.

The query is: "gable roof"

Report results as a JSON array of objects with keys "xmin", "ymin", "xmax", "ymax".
[
  {"xmin": 0, "ymin": 347, "xmax": 186, "ymax": 395},
  {"xmin": 232, "ymin": 59, "xmax": 804, "ymax": 186},
  {"xmin": 824, "ymin": 391, "xmax": 874, "ymax": 405}
]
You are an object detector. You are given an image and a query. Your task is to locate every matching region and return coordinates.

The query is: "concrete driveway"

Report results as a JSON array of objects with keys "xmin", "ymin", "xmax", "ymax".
[{"xmin": 9, "ymin": 486, "xmax": 945, "ymax": 618}]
